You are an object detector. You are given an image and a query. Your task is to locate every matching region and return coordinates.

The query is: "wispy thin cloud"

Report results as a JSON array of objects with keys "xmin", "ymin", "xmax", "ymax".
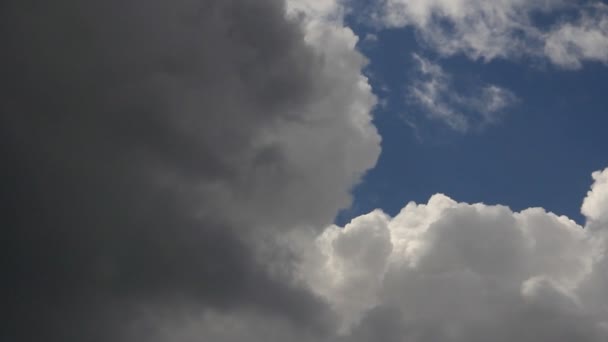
[
  {"xmin": 381, "ymin": 0, "xmax": 608, "ymax": 69},
  {"xmin": 408, "ymin": 54, "xmax": 518, "ymax": 132}
]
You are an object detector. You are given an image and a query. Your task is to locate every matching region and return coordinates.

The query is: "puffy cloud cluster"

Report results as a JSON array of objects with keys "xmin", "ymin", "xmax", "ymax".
[
  {"xmin": 299, "ymin": 167, "xmax": 608, "ymax": 342},
  {"xmin": 407, "ymin": 54, "xmax": 518, "ymax": 132},
  {"xmin": 380, "ymin": 0, "xmax": 608, "ymax": 68}
]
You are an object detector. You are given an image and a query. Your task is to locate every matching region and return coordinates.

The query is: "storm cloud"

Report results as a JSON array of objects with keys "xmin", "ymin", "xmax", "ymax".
[{"xmin": 1, "ymin": 0, "xmax": 378, "ymax": 340}]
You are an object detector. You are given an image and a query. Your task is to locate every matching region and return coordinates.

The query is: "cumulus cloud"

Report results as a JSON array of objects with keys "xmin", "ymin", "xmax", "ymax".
[
  {"xmin": 1, "ymin": 0, "xmax": 379, "ymax": 340},
  {"xmin": 582, "ymin": 168, "xmax": 608, "ymax": 227},
  {"xmin": 297, "ymin": 167, "xmax": 608, "ymax": 342},
  {"xmin": 380, "ymin": 0, "xmax": 608, "ymax": 68},
  {"xmin": 407, "ymin": 54, "xmax": 518, "ymax": 132}
]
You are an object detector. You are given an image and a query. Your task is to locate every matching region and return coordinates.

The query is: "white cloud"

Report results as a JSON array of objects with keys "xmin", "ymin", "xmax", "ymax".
[
  {"xmin": 408, "ymin": 54, "xmax": 518, "ymax": 132},
  {"xmin": 380, "ymin": 0, "xmax": 608, "ymax": 69},
  {"xmin": 545, "ymin": 4, "xmax": 608, "ymax": 68},
  {"xmin": 363, "ymin": 33, "xmax": 378, "ymax": 43},
  {"xmin": 582, "ymin": 168, "xmax": 608, "ymax": 227},
  {"xmin": 294, "ymin": 167, "xmax": 608, "ymax": 341}
]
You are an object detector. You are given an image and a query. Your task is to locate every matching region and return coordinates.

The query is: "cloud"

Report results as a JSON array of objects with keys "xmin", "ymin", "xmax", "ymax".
[
  {"xmin": 296, "ymin": 167, "xmax": 608, "ymax": 342},
  {"xmin": 1, "ymin": 0, "xmax": 379, "ymax": 340},
  {"xmin": 123, "ymin": 167, "xmax": 608, "ymax": 342},
  {"xmin": 407, "ymin": 54, "xmax": 518, "ymax": 132},
  {"xmin": 163, "ymin": 167, "xmax": 608, "ymax": 342},
  {"xmin": 379, "ymin": 0, "xmax": 608, "ymax": 68},
  {"xmin": 545, "ymin": 3, "xmax": 608, "ymax": 69},
  {"xmin": 287, "ymin": 0, "xmax": 343, "ymax": 22},
  {"xmin": 4, "ymin": 0, "xmax": 608, "ymax": 341},
  {"xmin": 582, "ymin": 168, "xmax": 608, "ymax": 227}
]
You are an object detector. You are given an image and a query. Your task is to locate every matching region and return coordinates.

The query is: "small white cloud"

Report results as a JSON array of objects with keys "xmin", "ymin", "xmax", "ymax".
[
  {"xmin": 363, "ymin": 33, "xmax": 378, "ymax": 43},
  {"xmin": 582, "ymin": 168, "xmax": 608, "ymax": 227},
  {"xmin": 545, "ymin": 4, "xmax": 608, "ymax": 69},
  {"xmin": 408, "ymin": 54, "xmax": 518, "ymax": 132}
]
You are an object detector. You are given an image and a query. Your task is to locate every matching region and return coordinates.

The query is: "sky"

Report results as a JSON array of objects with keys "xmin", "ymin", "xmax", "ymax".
[
  {"xmin": 2, "ymin": 0, "xmax": 608, "ymax": 342},
  {"xmin": 338, "ymin": 10, "xmax": 608, "ymax": 226}
]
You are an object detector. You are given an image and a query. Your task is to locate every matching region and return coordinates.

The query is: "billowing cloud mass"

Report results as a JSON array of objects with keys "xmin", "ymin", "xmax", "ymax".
[
  {"xmin": 407, "ymin": 54, "xmax": 517, "ymax": 132},
  {"xmin": 381, "ymin": 0, "xmax": 608, "ymax": 68},
  {"xmin": 298, "ymin": 167, "xmax": 608, "ymax": 342},
  {"xmin": 124, "ymin": 167, "xmax": 608, "ymax": 342},
  {"xmin": 1, "ymin": 0, "xmax": 378, "ymax": 340},
  {"xmin": 3, "ymin": 0, "xmax": 608, "ymax": 341}
]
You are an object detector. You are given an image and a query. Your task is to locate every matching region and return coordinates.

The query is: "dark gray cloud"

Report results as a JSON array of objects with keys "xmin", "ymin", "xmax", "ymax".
[{"xmin": 1, "ymin": 0, "xmax": 360, "ymax": 340}]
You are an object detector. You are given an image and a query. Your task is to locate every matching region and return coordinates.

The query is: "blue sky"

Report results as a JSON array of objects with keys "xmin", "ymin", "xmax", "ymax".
[{"xmin": 337, "ymin": 9, "xmax": 608, "ymax": 226}]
